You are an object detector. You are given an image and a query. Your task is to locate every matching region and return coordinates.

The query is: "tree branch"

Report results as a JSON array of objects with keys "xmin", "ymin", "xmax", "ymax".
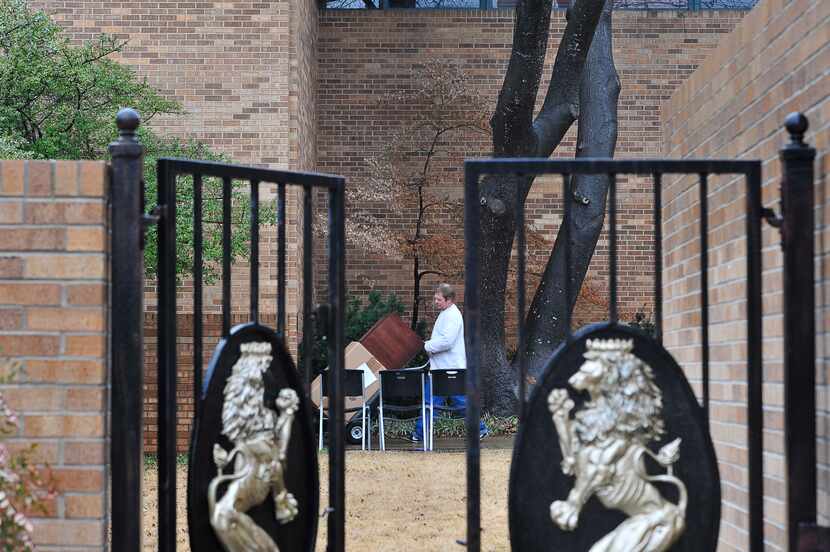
[
  {"xmin": 417, "ymin": 270, "xmax": 444, "ymax": 282},
  {"xmin": 533, "ymin": 0, "xmax": 608, "ymax": 157},
  {"xmin": 490, "ymin": 0, "xmax": 554, "ymax": 156},
  {"xmin": 520, "ymin": 0, "xmax": 619, "ymax": 384}
]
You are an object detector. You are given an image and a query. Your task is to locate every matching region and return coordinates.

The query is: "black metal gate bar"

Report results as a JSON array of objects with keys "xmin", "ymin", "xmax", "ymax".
[
  {"xmin": 699, "ymin": 173, "xmax": 710, "ymax": 421},
  {"xmin": 327, "ymin": 184, "xmax": 347, "ymax": 552},
  {"xmin": 779, "ymin": 114, "xmax": 818, "ymax": 552},
  {"xmin": 563, "ymin": 174, "xmax": 573, "ymax": 344},
  {"xmin": 517, "ymin": 191, "xmax": 527, "ymax": 420},
  {"xmin": 148, "ymin": 158, "xmax": 345, "ymax": 552},
  {"xmin": 250, "ymin": 179, "xmax": 260, "ymax": 322},
  {"xmin": 463, "ymin": 166, "xmax": 482, "ymax": 552},
  {"xmin": 278, "ymin": 183, "xmax": 287, "ymax": 338},
  {"xmin": 193, "ymin": 174, "xmax": 204, "ymax": 421},
  {"xmin": 465, "ymin": 156, "xmax": 763, "ymax": 552},
  {"xmin": 109, "ymin": 109, "xmax": 146, "ymax": 552},
  {"xmin": 302, "ymin": 185, "xmax": 314, "ymax": 396},
  {"xmin": 608, "ymin": 173, "xmax": 618, "ymax": 323},
  {"xmin": 222, "ymin": 176, "xmax": 232, "ymax": 336},
  {"xmin": 157, "ymin": 161, "xmax": 178, "ymax": 552},
  {"xmin": 653, "ymin": 173, "xmax": 663, "ymax": 343},
  {"xmin": 744, "ymin": 163, "xmax": 764, "ymax": 552}
]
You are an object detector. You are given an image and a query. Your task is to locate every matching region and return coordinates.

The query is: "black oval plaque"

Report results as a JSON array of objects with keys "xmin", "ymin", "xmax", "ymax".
[
  {"xmin": 188, "ymin": 323, "xmax": 319, "ymax": 551},
  {"xmin": 509, "ymin": 323, "xmax": 720, "ymax": 552}
]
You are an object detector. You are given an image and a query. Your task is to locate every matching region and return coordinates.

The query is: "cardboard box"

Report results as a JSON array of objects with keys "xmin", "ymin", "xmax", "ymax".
[{"xmin": 310, "ymin": 341, "xmax": 386, "ymax": 411}]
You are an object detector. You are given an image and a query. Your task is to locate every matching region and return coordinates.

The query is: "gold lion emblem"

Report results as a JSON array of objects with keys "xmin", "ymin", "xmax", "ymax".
[
  {"xmin": 208, "ymin": 342, "xmax": 299, "ymax": 552},
  {"xmin": 548, "ymin": 338, "xmax": 687, "ymax": 552}
]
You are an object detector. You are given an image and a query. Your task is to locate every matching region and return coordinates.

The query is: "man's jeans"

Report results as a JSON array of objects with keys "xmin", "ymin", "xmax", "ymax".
[{"xmin": 413, "ymin": 378, "xmax": 488, "ymax": 440}]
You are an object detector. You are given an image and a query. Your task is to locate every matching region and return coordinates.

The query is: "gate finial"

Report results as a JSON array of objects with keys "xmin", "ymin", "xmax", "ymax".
[
  {"xmin": 116, "ymin": 107, "xmax": 141, "ymax": 142},
  {"xmin": 784, "ymin": 112, "xmax": 808, "ymax": 148}
]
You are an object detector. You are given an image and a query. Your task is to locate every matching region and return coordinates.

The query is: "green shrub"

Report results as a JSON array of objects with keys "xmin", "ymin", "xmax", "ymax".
[
  {"xmin": 376, "ymin": 413, "xmax": 519, "ymax": 439},
  {"xmin": 628, "ymin": 309, "xmax": 656, "ymax": 337}
]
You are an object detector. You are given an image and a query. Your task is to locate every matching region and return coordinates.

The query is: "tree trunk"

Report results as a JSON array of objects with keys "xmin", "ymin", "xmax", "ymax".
[
  {"xmin": 476, "ymin": 0, "xmax": 616, "ymax": 415},
  {"xmin": 518, "ymin": 0, "xmax": 619, "ymax": 389}
]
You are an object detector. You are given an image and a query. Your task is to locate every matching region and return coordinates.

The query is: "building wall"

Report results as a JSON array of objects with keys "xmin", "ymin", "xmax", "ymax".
[
  {"xmin": 661, "ymin": 0, "xmax": 829, "ymax": 549},
  {"xmin": 29, "ymin": 0, "xmax": 318, "ymax": 451},
  {"xmin": 0, "ymin": 160, "xmax": 109, "ymax": 551},
  {"xmin": 33, "ymin": 0, "xmax": 295, "ymax": 167},
  {"xmin": 317, "ymin": 8, "xmax": 745, "ymax": 335},
  {"xmin": 32, "ymin": 2, "xmax": 749, "ymax": 450}
]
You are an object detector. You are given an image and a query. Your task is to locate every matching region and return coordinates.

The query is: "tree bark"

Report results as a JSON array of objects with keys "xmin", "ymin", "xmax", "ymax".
[
  {"xmin": 519, "ymin": 0, "xmax": 619, "ymax": 389},
  {"xmin": 477, "ymin": 0, "xmax": 617, "ymax": 415}
]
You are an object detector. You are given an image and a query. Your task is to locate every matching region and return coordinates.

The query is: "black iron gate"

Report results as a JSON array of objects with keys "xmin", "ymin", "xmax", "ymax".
[
  {"xmin": 109, "ymin": 108, "xmax": 348, "ymax": 552},
  {"xmin": 462, "ymin": 113, "xmax": 824, "ymax": 552},
  {"xmin": 109, "ymin": 106, "xmax": 823, "ymax": 552}
]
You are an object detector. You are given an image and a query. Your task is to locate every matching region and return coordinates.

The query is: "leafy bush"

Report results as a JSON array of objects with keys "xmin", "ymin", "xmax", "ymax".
[
  {"xmin": 0, "ymin": 1, "xmax": 269, "ymax": 281},
  {"xmin": 0, "ymin": 0, "xmax": 179, "ymax": 160},
  {"xmin": 628, "ymin": 308, "xmax": 656, "ymax": 337},
  {"xmin": 139, "ymin": 133, "xmax": 274, "ymax": 283},
  {"xmin": 376, "ymin": 413, "xmax": 519, "ymax": 439}
]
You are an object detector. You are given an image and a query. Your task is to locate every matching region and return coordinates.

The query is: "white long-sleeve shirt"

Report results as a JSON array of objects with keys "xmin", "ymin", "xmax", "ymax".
[{"xmin": 424, "ymin": 303, "xmax": 466, "ymax": 370}]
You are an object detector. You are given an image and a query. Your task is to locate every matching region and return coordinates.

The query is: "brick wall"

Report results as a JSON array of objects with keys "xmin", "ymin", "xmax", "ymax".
[
  {"xmin": 317, "ymin": 9, "xmax": 745, "ymax": 336},
  {"xmin": 27, "ymin": 0, "xmax": 317, "ymax": 452},
  {"xmin": 31, "ymin": 0, "xmax": 295, "ymax": 167},
  {"xmin": 30, "ymin": 0, "xmax": 316, "ymax": 320},
  {"xmin": 33, "ymin": 2, "xmax": 750, "ymax": 451},
  {"xmin": 661, "ymin": 0, "xmax": 829, "ymax": 549},
  {"xmin": 0, "ymin": 160, "xmax": 109, "ymax": 550}
]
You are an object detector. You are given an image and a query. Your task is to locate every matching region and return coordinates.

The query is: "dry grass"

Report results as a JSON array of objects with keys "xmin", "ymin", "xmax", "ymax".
[{"xmin": 143, "ymin": 449, "xmax": 512, "ymax": 551}]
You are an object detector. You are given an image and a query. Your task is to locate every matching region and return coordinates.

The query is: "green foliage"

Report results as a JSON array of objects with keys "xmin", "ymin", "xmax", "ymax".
[
  {"xmin": 0, "ymin": 1, "xmax": 271, "ymax": 279},
  {"xmin": 140, "ymin": 133, "xmax": 275, "ymax": 282},
  {"xmin": 0, "ymin": 135, "xmax": 27, "ymax": 159},
  {"xmin": 628, "ymin": 309, "xmax": 656, "ymax": 337},
  {"xmin": 143, "ymin": 453, "xmax": 189, "ymax": 469},
  {"xmin": 0, "ymin": 0, "xmax": 180, "ymax": 160},
  {"xmin": 302, "ymin": 291, "xmax": 406, "ymax": 375},
  {"xmin": 375, "ymin": 413, "xmax": 518, "ymax": 439},
  {"xmin": 346, "ymin": 291, "xmax": 406, "ymax": 341}
]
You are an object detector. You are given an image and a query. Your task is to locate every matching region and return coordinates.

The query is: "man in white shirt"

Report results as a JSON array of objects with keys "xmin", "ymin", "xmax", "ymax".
[{"xmin": 411, "ymin": 283, "xmax": 488, "ymax": 442}]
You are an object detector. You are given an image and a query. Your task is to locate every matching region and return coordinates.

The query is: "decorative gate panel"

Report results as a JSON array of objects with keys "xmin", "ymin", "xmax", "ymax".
[
  {"xmin": 109, "ymin": 109, "xmax": 348, "ymax": 552},
  {"xmin": 463, "ymin": 157, "xmax": 763, "ymax": 552}
]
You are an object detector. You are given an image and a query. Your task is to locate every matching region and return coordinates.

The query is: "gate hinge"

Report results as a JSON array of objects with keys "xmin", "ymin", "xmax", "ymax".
[{"xmin": 761, "ymin": 207, "xmax": 783, "ymax": 228}]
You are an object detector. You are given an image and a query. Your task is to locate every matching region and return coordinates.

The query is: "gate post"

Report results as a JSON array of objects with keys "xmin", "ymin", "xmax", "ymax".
[
  {"xmin": 109, "ymin": 108, "xmax": 146, "ymax": 552},
  {"xmin": 779, "ymin": 112, "xmax": 820, "ymax": 552}
]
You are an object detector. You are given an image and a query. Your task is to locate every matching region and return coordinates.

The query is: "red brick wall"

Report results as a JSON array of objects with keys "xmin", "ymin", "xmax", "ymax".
[
  {"xmin": 661, "ymin": 0, "xmax": 829, "ymax": 548},
  {"xmin": 0, "ymin": 160, "xmax": 109, "ymax": 551},
  {"xmin": 317, "ymin": 9, "xmax": 745, "ymax": 336}
]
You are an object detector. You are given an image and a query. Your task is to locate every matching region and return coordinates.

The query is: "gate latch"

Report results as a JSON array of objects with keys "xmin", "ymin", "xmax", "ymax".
[
  {"xmin": 140, "ymin": 204, "xmax": 165, "ymax": 250},
  {"xmin": 142, "ymin": 204, "xmax": 164, "ymax": 228}
]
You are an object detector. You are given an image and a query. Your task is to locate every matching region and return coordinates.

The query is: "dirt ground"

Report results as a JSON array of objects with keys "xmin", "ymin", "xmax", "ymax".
[{"xmin": 143, "ymin": 449, "xmax": 512, "ymax": 551}]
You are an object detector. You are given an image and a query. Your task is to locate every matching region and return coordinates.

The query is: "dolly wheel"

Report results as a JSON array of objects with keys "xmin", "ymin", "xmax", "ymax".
[{"xmin": 346, "ymin": 420, "xmax": 363, "ymax": 445}]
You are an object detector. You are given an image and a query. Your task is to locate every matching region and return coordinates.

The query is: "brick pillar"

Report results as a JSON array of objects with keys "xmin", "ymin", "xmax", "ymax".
[{"xmin": 0, "ymin": 159, "xmax": 109, "ymax": 551}]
